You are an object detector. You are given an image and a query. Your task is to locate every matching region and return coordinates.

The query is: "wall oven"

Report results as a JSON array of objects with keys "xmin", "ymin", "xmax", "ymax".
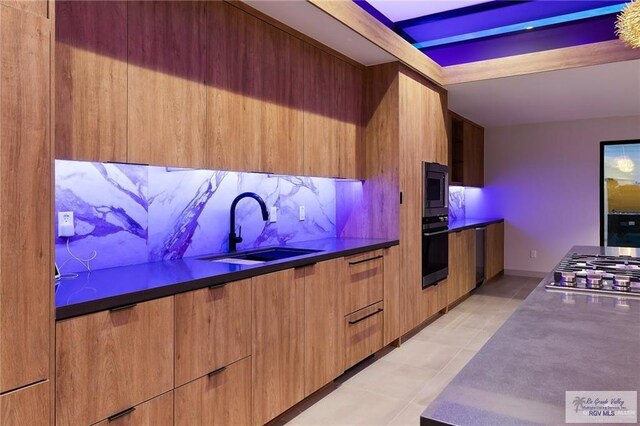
[{"xmin": 422, "ymin": 162, "xmax": 449, "ymax": 289}]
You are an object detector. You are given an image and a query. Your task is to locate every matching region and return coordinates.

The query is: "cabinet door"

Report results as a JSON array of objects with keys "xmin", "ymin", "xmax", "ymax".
[
  {"xmin": 448, "ymin": 230, "xmax": 476, "ymax": 304},
  {"xmin": 344, "ymin": 250, "xmax": 384, "ymax": 315},
  {"xmin": 0, "ymin": 5, "xmax": 50, "ymax": 393},
  {"xmin": 383, "ymin": 246, "xmax": 400, "ymax": 346},
  {"xmin": 206, "ymin": 2, "xmax": 303, "ymax": 175},
  {"xmin": 56, "ymin": 297, "xmax": 174, "ymax": 426},
  {"xmin": 0, "ymin": 380, "xmax": 49, "ymax": 426},
  {"xmin": 304, "ymin": 260, "xmax": 345, "ymax": 396},
  {"xmin": 93, "ymin": 391, "xmax": 173, "ymax": 426},
  {"xmin": 463, "ymin": 121, "xmax": 484, "ymax": 187},
  {"xmin": 486, "ymin": 222, "xmax": 505, "ymax": 281},
  {"xmin": 175, "ymin": 279, "xmax": 251, "ymax": 387},
  {"xmin": 175, "ymin": 357, "xmax": 251, "ymax": 426},
  {"xmin": 56, "ymin": 0, "xmax": 128, "ymax": 162},
  {"xmin": 252, "ymin": 269, "xmax": 305, "ymax": 426},
  {"xmin": 128, "ymin": 1, "xmax": 207, "ymax": 168},
  {"xmin": 344, "ymin": 301, "xmax": 384, "ymax": 368}
]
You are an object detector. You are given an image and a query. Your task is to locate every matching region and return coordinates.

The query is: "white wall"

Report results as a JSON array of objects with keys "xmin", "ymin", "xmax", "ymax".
[{"xmin": 466, "ymin": 115, "xmax": 640, "ymax": 273}]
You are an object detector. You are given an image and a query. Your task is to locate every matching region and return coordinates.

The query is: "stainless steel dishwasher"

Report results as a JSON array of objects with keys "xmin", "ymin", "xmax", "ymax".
[{"xmin": 476, "ymin": 227, "xmax": 486, "ymax": 287}]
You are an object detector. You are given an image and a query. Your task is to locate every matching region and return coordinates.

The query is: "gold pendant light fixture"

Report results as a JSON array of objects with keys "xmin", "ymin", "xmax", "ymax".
[{"xmin": 616, "ymin": 0, "xmax": 640, "ymax": 48}]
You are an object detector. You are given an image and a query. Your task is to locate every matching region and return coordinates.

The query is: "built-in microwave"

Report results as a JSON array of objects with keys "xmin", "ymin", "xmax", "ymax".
[{"xmin": 423, "ymin": 162, "xmax": 448, "ymax": 218}]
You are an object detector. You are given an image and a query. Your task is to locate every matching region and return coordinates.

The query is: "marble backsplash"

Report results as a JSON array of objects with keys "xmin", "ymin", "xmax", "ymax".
[
  {"xmin": 449, "ymin": 186, "xmax": 466, "ymax": 221},
  {"xmin": 55, "ymin": 160, "xmax": 337, "ymax": 273}
]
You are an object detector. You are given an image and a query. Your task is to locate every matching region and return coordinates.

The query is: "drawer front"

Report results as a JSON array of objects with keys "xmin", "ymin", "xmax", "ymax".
[
  {"xmin": 92, "ymin": 391, "xmax": 173, "ymax": 426},
  {"xmin": 175, "ymin": 357, "xmax": 251, "ymax": 426},
  {"xmin": 56, "ymin": 297, "xmax": 174, "ymax": 426},
  {"xmin": 175, "ymin": 278, "xmax": 251, "ymax": 386},
  {"xmin": 0, "ymin": 380, "xmax": 49, "ymax": 426},
  {"xmin": 344, "ymin": 301, "xmax": 384, "ymax": 369},
  {"xmin": 344, "ymin": 250, "xmax": 384, "ymax": 314}
]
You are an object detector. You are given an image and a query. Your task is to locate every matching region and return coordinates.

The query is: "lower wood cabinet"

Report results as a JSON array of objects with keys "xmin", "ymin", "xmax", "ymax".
[
  {"xmin": 343, "ymin": 250, "xmax": 384, "ymax": 315},
  {"xmin": 174, "ymin": 278, "xmax": 251, "ymax": 387},
  {"xmin": 382, "ymin": 246, "xmax": 400, "ymax": 346},
  {"xmin": 174, "ymin": 356, "xmax": 251, "ymax": 426},
  {"xmin": 344, "ymin": 301, "xmax": 384, "ymax": 368},
  {"xmin": 448, "ymin": 229, "xmax": 476, "ymax": 304},
  {"xmin": 486, "ymin": 222, "xmax": 505, "ymax": 281},
  {"xmin": 55, "ymin": 297, "xmax": 174, "ymax": 426},
  {"xmin": 0, "ymin": 380, "xmax": 49, "ymax": 426},
  {"xmin": 252, "ymin": 269, "xmax": 305, "ymax": 426},
  {"xmin": 93, "ymin": 391, "xmax": 173, "ymax": 426}
]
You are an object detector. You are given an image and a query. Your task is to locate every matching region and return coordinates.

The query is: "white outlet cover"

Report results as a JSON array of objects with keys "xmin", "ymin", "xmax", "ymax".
[
  {"xmin": 58, "ymin": 211, "xmax": 75, "ymax": 237},
  {"xmin": 270, "ymin": 206, "xmax": 277, "ymax": 223},
  {"xmin": 299, "ymin": 205, "xmax": 305, "ymax": 221}
]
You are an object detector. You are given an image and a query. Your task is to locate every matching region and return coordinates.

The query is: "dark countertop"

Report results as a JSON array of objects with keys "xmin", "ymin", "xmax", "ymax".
[
  {"xmin": 421, "ymin": 245, "xmax": 640, "ymax": 426},
  {"xmin": 55, "ymin": 237, "xmax": 398, "ymax": 320},
  {"xmin": 448, "ymin": 218, "xmax": 503, "ymax": 232}
]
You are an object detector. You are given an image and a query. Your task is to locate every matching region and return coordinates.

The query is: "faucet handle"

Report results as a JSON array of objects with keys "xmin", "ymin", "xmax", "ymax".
[{"xmin": 236, "ymin": 226, "xmax": 243, "ymax": 244}]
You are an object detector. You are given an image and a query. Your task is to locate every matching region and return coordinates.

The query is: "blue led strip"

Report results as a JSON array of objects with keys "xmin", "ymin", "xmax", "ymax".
[{"xmin": 412, "ymin": 4, "xmax": 627, "ymax": 49}]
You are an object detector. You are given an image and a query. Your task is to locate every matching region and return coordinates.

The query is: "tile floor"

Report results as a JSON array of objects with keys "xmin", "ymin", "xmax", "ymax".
[{"xmin": 276, "ymin": 274, "xmax": 541, "ymax": 426}]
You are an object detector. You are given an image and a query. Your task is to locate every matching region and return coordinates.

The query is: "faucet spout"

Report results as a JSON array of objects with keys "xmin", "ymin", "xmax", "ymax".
[{"xmin": 229, "ymin": 192, "xmax": 269, "ymax": 252}]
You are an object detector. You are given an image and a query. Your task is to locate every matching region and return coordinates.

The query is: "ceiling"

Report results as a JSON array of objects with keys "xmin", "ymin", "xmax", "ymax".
[
  {"xmin": 447, "ymin": 59, "xmax": 640, "ymax": 127},
  {"xmin": 355, "ymin": 0, "xmax": 628, "ymax": 66}
]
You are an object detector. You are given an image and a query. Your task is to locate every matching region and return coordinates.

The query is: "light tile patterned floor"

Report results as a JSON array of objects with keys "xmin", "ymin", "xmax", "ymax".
[{"xmin": 275, "ymin": 275, "xmax": 541, "ymax": 426}]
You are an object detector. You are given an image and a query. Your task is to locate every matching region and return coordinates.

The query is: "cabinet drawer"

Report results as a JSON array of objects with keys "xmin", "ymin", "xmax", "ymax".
[
  {"xmin": 175, "ymin": 279, "xmax": 251, "ymax": 386},
  {"xmin": 175, "ymin": 356, "xmax": 251, "ymax": 426},
  {"xmin": 344, "ymin": 301, "xmax": 384, "ymax": 368},
  {"xmin": 344, "ymin": 250, "xmax": 384, "ymax": 314},
  {"xmin": 92, "ymin": 391, "xmax": 173, "ymax": 426},
  {"xmin": 56, "ymin": 297, "xmax": 174, "ymax": 426},
  {"xmin": 0, "ymin": 380, "xmax": 49, "ymax": 426}
]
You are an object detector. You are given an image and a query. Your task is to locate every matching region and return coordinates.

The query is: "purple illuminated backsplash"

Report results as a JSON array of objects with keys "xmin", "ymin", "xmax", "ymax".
[
  {"xmin": 55, "ymin": 160, "xmax": 339, "ymax": 273},
  {"xmin": 449, "ymin": 186, "xmax": 466, "ymax": 221}
]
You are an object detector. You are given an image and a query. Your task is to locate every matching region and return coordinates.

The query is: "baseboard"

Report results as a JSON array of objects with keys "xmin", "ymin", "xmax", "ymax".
[{"xmin": 504, "ymin": 269, "xmax": 547, "ymax": 278}]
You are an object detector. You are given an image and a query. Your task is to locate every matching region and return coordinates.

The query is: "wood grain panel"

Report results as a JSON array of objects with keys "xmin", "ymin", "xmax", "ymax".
[
  {"xmin": 486, "ymin": 222, "xmax": 505, "ymax": 281},
  {"xmin": 93, "ymin": 391, "xmax": 173, "ymax": 426},
  {"xmin": 128, "ymin": 1, "xmax": 206, "ymax": 168},
  {"xmin": 207, "ymin": 1, "xmax": 303, "ymax": 175},
  {"xmin": 0, "ymin": 0, "xmax": 47, "ymax": 18},
  {"xmin": 55, "ymin": 297, "xmax": 174, "ymax": 426},
  {"xmin": 448, "ymin": 229, "xmax": 475, "ymax": 304},
  {"xmin": 175, "ymin": 279, "xmax": 251, "ymax": 387},
  {"xmin": 462, "ymin": 121, "xmax": 484, "ymax": 187},
  {"xmin": 0, "ymin": 380, "xmax": 49, "ymax": 426},
  {"xmin": 175, "ymin": 357, "xmax": 251, "ymax": 426},
  {"xmin": 55, "ymin": 1, "xmax": 127, "ymax": 162},
  {"xmin": 304, "ymin": 259, "xmax": 345, "ymax": 396},
  {"xmin": 344, "ymin": 250, "xmax": 384, "ymax": 315},
  {"xmin": 0, "ymin": 4, "xmax": 50, "ymax": 393},
  {"xmin": 344, "ymin": 301, "xmax": 384, "ymax": 369},
  {"xmin": 252, "ymin": 269, "xmax": 305, "ymax": 426},
  {"xmin": 419, "ymin": 280, "xmax": 448, "ymax": 321},
  {"xmin": 382, "ymin": 246, "xmax": 400, "ymax": 345}
]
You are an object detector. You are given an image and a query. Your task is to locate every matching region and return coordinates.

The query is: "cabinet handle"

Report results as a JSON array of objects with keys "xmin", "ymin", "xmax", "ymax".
[
  {"xmin": 108, "ymin": 407, "xmax": 136, "ymax": 422},
  {"xmin": 208, "ymin": 366, "xmax": 227, "ymax": 377},
  {"xmin": 109, "ymin": 303, "xmax": 137, "ymax": 312},
  {"xmin": 348, "ymin": 255, "xmax": 383, "ymax": 266},
  {"xmin": 348, "ymin": 308, "xmax": 383, "ymax": 325},
  {"xmin": 294, "ymin": 262, "xmax": 317, "ymax": 270},
  {"xmin": 208, "ymin": 282, "xmax": 227, "ymax": 290}
]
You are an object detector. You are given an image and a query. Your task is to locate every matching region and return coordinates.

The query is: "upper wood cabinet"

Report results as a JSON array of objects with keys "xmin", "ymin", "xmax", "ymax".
[
  {"xmin": 450, "ymin": 112, "xmax": 484, "ymax": 187},
  {"xmin": 0, "ymin": 4, "xmax": 51, "ymax": 394},
  {"xmin": 56, "ymin": 0, "xmax": 128, "ymax": 162},
  {"xmin": 127, "ymin": 1, "xmax": 207, "ymax": 168},
  {"xmin": 486, "ymin": 221, "xmax": 505, "ymax": 281},
  {"xmin": 303, "ymin": 46, "xmax": 363, "ymax": 179},
  {"xmin": 206, "ymin": 1, "xmax": 304, "ymax": 175},
  {"xmin": 448, "ymin": 229, "xmax": 476, "ymax": 304}
]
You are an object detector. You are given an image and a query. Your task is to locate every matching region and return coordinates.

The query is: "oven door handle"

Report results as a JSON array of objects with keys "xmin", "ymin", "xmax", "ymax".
[{"xmin": 423, "ymin": 229, "xmax": 449, "ymax": 237}]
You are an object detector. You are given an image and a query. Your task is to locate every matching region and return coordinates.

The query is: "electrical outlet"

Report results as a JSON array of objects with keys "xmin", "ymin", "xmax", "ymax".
[
  {"xmin": 299, "ymin": 205, "xmax": 305, "ymax": 221},
  {"xmin": 58, "ymin": 211, "xmax": 75, "ymax": 237},
  {"xmin": 530, "ymin": 250, "xmax": 537, "ymax": 259},
  {"xmin": 270, "ymin": 206, "xmax": 277, "ymax": 223}
]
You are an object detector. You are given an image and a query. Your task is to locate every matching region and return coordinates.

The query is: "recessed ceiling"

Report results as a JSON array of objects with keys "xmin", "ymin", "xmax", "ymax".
[
  {"xmin": 447, "ymin": 59, "xmax": 640, "ymax": 127},
  {"xmin": 363, "ymin": 0, "xmax": 490, "ymax": 22}
]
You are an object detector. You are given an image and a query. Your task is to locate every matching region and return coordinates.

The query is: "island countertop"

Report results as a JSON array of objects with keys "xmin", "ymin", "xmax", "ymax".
[{"xmin": 421, "ymin": 245, "xmax": 640, "ymax": 425}]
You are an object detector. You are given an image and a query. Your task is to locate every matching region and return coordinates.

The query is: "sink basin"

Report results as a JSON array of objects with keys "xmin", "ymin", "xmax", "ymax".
[{"xmin": 199, "ymin": 247, "xmax": 321, "ymax": 264}]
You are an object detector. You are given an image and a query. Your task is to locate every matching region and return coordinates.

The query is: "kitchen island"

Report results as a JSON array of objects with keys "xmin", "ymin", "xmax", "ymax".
[{"xmin": 421, "ymin": 245, "xmax": 640, "ymax": 425}]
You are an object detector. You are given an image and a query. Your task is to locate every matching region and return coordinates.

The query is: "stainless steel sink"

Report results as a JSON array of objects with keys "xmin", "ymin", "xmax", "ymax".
[{"xmin": 199, "ymin": 247, "xmax": 321, "ymax": 264}]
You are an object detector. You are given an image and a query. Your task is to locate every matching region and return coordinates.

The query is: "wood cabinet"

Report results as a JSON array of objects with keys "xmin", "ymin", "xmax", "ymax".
[
  {"xmin": 448, "ymin": 229, "xmax": 476, "ymax": 304},
  {"xmin": 303, "ymin": 45, "xmax": 363, "ymax": 178},
  {"xmin": 486, "ymin": 222, "xmax": 505, "ymax": 281},
  {"xmin": 0, "ymin": 380, "xmax": 50, "ymax": 426},
  {"xmin": 0, "ymin": 0, "xmax": 48, "ymax": 18},
  {"xmin": 55, "ymin": 297, "xmax": 174, "ymax": 426},
  {"xmin": 175, "ymin": 357, "xmax": 251, "ymax": 426},
  {"xmin": 175, "ymin": 278, "xmax": 251, "ymax": 387},
  {"xmin": 343, "ymin": 250, "xmax": 384, "ymax": 315},
  {"xmin": 55, "ymin": 0, "xmax": 128, "ymax": 162},
  {"xmin": 304, "ymin": 259, "xmax": 345, "ymax": 396},
  {"xmin": 0, "ymin": 4, "xmax": 51, "ymax": 394},
  {"xmin": 127, "ymin": 1, "xmax": 207, "ymax": 168},
  {"xmin": 252, "ymin": 269, "xmax": 305, "ymax": 426},
  {"xmin": 344, "ymin": 301, "xmax": 384, "ymax": 368},
  {"xmin": 93, "ymin": 391, "xmax": 173, "ymax": 426},
  {"xmin": 206, "ymin": 1, "xmax": 304, "ymax": 175},
  {"xmin": 383, "ymin": 246, "xmax": 400, "ymax": 345},
  {"xmin": 450, "ymin": 112, "xmax": 484, "ymax": 187}
]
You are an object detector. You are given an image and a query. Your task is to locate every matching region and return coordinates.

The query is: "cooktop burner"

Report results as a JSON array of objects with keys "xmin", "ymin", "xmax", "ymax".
[{"xmin": 545, "ymin": 252, "xmax": 640, "ymax": 298}]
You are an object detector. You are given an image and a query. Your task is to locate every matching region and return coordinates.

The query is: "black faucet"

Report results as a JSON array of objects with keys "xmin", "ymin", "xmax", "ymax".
[{"xmin": 229, "ymin": 192, "xmax": 269, "ymax": 252}]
